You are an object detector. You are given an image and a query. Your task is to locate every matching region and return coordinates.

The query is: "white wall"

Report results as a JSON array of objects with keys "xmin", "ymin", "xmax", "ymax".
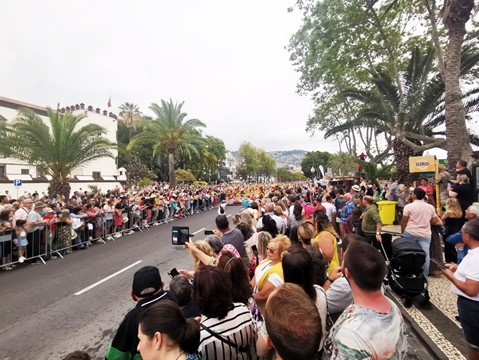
[
  {"xmin": 0, "ymin": 181, "xmax": 122, "ymax": 199},
  {"xmin": 0, "ymin": 103, "xmax": 118, "ymax": 178}
]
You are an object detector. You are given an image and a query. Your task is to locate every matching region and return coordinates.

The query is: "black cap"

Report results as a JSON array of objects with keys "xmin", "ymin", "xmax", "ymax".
[{"xmin": 132, "ymin": 266, "xmax": 162, "ymax": 298}]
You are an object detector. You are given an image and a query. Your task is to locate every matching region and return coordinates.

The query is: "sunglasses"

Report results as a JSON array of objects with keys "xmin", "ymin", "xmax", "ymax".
[{"xmin": 266, "ymin": 247, "xmax": 277, "ymax": 253}]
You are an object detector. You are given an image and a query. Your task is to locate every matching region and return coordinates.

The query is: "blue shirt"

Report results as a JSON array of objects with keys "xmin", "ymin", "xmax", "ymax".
[{"xmin": 341, "ymin": 201, "xmax": 355, "ymax": 224}]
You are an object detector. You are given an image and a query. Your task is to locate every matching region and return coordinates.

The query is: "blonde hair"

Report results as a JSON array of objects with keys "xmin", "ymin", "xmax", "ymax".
[
  {"xmin": 192, "ymin": 240, "xmax": 215, "ymax": 270},
  {"xmin": 446, "ymin": 198, "xmax": 463, "ymax": 218},
  {"xmin": 274, "ymin": 205, "xmax": 284, "ymax": 216},
  {"xmin": 60, "ymin": 209, "xmax": 70, "ymax": 219},
  {"xmin": 234, "ymin": 211, "xmax": 254, "ymax": 227},
  {"xmin": 269, "ymin": 235, "xmax": 291, "ymax": 255},
  {"xmin": 298, "ymin": 222, "xmax": 315, "ymax": 246},
  {"xmin": 457, "ymin": 174, "xmax": 470, "ymax": 184},
  {"xmin": 257, "ymin": 231, "xmax": 273, "ymax": 258}
]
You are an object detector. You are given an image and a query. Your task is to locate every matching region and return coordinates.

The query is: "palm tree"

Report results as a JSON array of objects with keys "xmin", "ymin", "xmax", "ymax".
[
  {"xmin": 119, "ymin": 102, "xmax": 142, "ymax": 128},
  {"xmin": 326, "ymin": 45, "xmax": 479, "ymax": 183},
  {"xmin": 442, "ymin": 0, "xmax": 475, "ymax": 168},
  {"xmin": 129, "ymin": 99, "xmax": 206, "ymax": 187},
  {"xmin": 1, "ymin": 108, "xmax": 114, "ymax": 198}
]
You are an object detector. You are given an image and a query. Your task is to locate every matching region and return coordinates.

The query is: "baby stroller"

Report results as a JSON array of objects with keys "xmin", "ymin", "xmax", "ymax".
[{"xmin": 381, "ymin": 237, "xmax": 429, "ymax": 308}]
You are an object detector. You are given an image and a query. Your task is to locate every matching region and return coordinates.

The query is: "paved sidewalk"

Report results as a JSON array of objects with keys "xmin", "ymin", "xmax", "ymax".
[{"xmin": 382, "ymin": 225, "xmax": 467, "ymax": 359}]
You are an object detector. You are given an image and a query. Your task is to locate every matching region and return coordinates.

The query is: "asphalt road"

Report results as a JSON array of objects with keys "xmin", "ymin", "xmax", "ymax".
[{"xmin": 0, "ymin": 207, "xmax": 226, "ymax": 360}]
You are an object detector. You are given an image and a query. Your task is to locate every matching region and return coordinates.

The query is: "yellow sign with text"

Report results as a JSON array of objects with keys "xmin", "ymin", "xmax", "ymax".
[{"xmin": 409, "ymin": 156, "xmax": 437, "ymax": 173}]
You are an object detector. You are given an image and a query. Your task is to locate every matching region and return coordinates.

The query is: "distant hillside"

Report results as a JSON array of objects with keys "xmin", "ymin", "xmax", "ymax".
[{"xmin": 228, "ymin": 149, "xmax": 307, "ymax": 170}]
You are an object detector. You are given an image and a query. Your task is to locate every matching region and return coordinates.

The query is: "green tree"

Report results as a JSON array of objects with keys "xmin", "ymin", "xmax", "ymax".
[
  {"xmin": 237, "ymin": 142, "xmax": 259, "ymax": 180},
  {"xmin": 327, "ymin": 45, "xmax": 479, "ymax": 182},
  {"xmin": 289, "ymin": 0, "xmax": 426, "ymax": 157},
  {"xmin": 129, "ymin": 99, "xmax": 206, "ymax": 187},
  {"xmin": 185, "ymin": 136, "xmax": 226, "ymax": 181},
  {"xmin": 175, "ymin": 169, "xmax": 197, "ymax": 184},
  {"xmin": 327, "ymin": 152, "xmax": 358, "ymax": 176},
  {"xmin": 119, "ymin": 102, "xmax": 142, "ymax": 130},
  {"xmin": 2, "ymin": 108, "xmax": 114, "ymax": 197},
  {"xmin": 125, "ymin": 157, "xmax": 156, "ymax": 183},
  {"xmin": 300, "ymin": 151, "xmax": 332, "ymax": 178},
  {"xmin": 257, "ymin": 149, "xmax": 276, "ymax": 182}
]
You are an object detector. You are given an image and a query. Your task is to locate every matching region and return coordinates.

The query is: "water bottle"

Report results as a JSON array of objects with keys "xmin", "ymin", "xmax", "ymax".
[{"xmin": 456, "ymin": 246, "xmax": 465, "ymax": 264}]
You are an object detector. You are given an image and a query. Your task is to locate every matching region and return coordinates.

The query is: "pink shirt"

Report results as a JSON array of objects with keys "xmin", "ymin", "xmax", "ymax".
[{"xmin": 403, "ymin": 200, "xmax": 437, "ymax": 238}]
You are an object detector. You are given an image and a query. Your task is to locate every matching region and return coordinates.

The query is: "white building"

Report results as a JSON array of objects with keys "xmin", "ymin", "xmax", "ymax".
[{"xmin": 0, "ymin": 96, "xmax": 123, "ymax": 196}]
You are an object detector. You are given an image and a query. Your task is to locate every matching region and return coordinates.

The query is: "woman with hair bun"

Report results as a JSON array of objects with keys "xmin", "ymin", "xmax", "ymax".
[{"xmin": 137, "ymin": 300, "xmax": 200, "ymax": 360}]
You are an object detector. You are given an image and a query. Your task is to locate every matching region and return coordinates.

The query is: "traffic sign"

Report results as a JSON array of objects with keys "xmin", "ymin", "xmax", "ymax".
[{"xmin": 13, "ymin": 179, "xmax": 22, "ymax": 187}]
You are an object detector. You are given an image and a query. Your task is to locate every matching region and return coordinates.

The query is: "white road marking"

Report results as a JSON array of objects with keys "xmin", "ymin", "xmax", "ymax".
[
  {"xmin": 74, "ymin": 260, "xmax": 143, "ymax": 295},
  {"xmin": 193, "ymin": 228, "xmax": 205, "ymax": 235}
]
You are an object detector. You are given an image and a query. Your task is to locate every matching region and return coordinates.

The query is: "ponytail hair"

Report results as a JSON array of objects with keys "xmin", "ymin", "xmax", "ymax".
[{"xmin": 138, "ymin": 300, "xmax": 200, "ymax": 354}]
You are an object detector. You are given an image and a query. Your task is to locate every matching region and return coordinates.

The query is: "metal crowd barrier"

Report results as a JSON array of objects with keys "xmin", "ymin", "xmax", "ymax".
[{"xmin": 0, "ymin": 196, "xmax": 220, "ymax": 271}]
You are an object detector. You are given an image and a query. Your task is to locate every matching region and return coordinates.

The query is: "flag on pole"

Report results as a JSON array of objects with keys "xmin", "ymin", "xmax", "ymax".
[{"xmin": 107, "ymin": 97, "xmax": 112, "ymax": 108}]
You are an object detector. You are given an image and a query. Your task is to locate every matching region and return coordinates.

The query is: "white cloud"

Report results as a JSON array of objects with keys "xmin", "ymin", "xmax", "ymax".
[{"xmin": 0, "ymin": 0, "xmax": 338, "ymax": 153}]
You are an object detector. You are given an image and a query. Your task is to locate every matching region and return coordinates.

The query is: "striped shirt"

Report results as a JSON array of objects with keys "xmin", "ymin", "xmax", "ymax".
[{"xmin": 199, "ymin": 303, "xmax": 257, "ymax": 360}]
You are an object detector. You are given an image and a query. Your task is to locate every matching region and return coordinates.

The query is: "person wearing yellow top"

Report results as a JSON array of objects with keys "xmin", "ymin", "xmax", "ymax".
[
  {"xmin": 251, "ymin": 235, "xmax": 291, "ymax": 311},
  {"xmin": 312, "ymin": 212, "xmax": 340, "ymax": 274}
]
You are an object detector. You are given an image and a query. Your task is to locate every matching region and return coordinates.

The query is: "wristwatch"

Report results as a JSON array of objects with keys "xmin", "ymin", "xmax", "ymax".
[{"xmin": 376, "ymin": 232, "xmax": 381, "ymax": 235}]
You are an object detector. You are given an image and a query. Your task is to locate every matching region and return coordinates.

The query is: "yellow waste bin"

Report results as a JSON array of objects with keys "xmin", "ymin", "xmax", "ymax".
[{"xmin": 376, "ymin": 200, "xmax": 397, "ymax": 225}]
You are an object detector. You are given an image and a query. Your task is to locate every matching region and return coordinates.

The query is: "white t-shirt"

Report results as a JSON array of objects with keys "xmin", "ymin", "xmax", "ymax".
[
  {"xmin": 14, "ymin": 207, "xmax": 29, "ymax": 221},
  {"xmin": 322, "ymin": 202, "xmax": 337, "ymax": 222},
  {"xmin": 103, "ymin": 204, "xmax": 114, "ymax": 220},
  {"xmin": 451, "ymin": 247, "xmax": 479, "ymax": 301},
  {"xmin": 403, "ymin": 200, "xmax": 437, "ymax": 238}
]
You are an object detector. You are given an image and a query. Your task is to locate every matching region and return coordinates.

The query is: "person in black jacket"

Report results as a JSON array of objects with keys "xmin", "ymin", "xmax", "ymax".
[{"xmin": 105, "ymin": 266, "xmax": 177, "ymax": 360}]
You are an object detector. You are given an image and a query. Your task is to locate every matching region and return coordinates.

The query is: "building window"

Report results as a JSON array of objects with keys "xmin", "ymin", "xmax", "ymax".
[
  {"xmin": 0, "ymin": 165, "xmax": 5, "ymax": 177},
  {"xmin": 92, "ymin": 171, "xmax": 101, "ymax": 180},
  {"xmin": 21, "ymin": 169, "xmax": 29, "ymax": 175}
]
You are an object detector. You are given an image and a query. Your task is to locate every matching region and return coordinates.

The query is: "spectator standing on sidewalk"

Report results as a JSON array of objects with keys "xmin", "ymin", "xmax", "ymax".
[
  {"xmin": 340, "ymin": 193, "xmax": 354, "ymax": 237},
  {"xmin": 360, "ymin": 196, "xmax": 392, "ymax": 258},
  {"xmin": 323, "ymin": 241, "xmax": 407, "ymax": 359},
  {"xmin": 321, "ymin": 195, "xmax": 336, "ymax": 223},
  {"xmin": 441, "ymin": 220, "xmax": 479, "ymax": 360},
  {"xmin": 401, "ymin": 188, "xmax": 443, "ymax": 277},
  {"xmin": 27, "ymin": 201, "xmax": 47, "ymax": 259}
]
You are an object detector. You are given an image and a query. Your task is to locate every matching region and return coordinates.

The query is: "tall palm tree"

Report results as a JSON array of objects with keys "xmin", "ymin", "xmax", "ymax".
[
  {"xmin": 129, "ymin": 99, "xmax": 206, "ymax": 187},
  {"xmin": 326, "ymin": 45, "xmax": 479, "ymax": 182},
  {"xmin": 2, "ymin": 108, "xmax": 115, "ymax": 197},
  {"xmin": 118, "ymin": 102, "xmax": 142, "ymax": 128},
  {"xmin": 442, "ymin": 0, "xmax": 475, "ymax": 168}
]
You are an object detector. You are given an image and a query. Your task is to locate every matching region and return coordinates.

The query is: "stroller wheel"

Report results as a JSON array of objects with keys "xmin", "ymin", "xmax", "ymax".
[{"xmin": 404, "ymin": 298, "xmax": 413, "ymax": 308}]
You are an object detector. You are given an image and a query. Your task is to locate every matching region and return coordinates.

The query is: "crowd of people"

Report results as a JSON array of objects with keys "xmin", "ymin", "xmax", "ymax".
[
  {"xmin": 0, "ymin": 182, "xmax": 261, "ymax": 268},
  {"xmin": 1, "ymin": 160, "xmax": 478, "ymax": 359},
  {"xmin": 100, "ymin": 182, "xmax": 412, "ymax": 360},
  {"xmin": 101, "ymin": 160, "xmax": 477, "ymax": 360}
]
